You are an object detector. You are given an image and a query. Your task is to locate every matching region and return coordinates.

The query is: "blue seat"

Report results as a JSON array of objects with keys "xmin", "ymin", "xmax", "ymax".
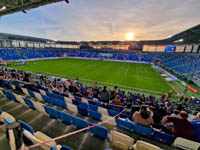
[
  {"xmin": 56, "ymin": 100, "xmax": 67, "ymax": 109},
  {"xmin": 72, "ymin": 99, "xmax": 81, "ymax": 106},
  {"xmin": 73, "ymin": 117, "xmax": 88, "ymax": 129},
  {"xmin": 60, "ymin": 145, "xmax": 73, "ymax": 150},
  {"xmin": 77, "ymin": 106, "xmax": 88, "ymax": 116},
  {"xmin": 79, "ymin": 102, "xmax": 88, "ymax": 109},
  {"xmin": 116, "ymin": 118, "xmax": 134, "ymax": 131},
  {"xmin": 50, "ymin": 147, "xmax": 57, "ymax": 150},
  {"xmin": 75, "ymin": 97, "xmax": 82, "ymax": 101},
  {"xmin": 112, "ymin": 107, "xmax": 121, "ymax": 113},
  {"xmin": 44, "ymin": 106, "xmax": 59, "ymax": 119},
  {"xmin": 133, "ymin": 123, "xmax": 152, "ymax": 137},
  {"xmin": 152, "ymin": 131, "xmax": 175, "ymax": 145},
  {"xmin": 27, "ymin": 89, "xmax": 35, "ymax": 98},
  {"xmin": 18, "ymin": 120, "xmax": 34, "ymax": 135},
  {"xmin": 23, "ymin": 98, "xmax": 35, "ymax": 110},
  {"xmin": 42, "ymin": 95, "xmax": 53, "ymax": 103},
  {"xmin": 120, "ymin": 111, "xmax": 132, "ymax": 119},
  {"xmin": 2, "ymin": 90, "xmax": 16, "ymax": 101},
  {"xmin": 59, "ymin": 112, "xmax": 73, "ymax": 125},
  {"xmin": 0, "ymin": 109, "xmax": 2, "ymax": 115},
  {"xmin": 92, "ymin": 125, "xmax": 109, "ymax": 140},
  {"xmin": 4, "ymin": 118, "xmax": 13, "ymax": 124},
  {"xmin": 30, "ymin": 86, "xmax": 40, "ymax": 93},
  {"xmin": 46, "ymin": 92, "xmax": 65, "ymax": 101},
  {"xmin": 88, "ymin": 110, "xmax": 101, "ymax": 121},
  {"xmin": 88, "ymin": 100, "xmax": 97, "ymax": 105},
  {"xmin": 191, "ymin": 120, "xmax": 200, "ymax": 142},
  {"xmin": 108, "ymin": 110, "xmax": 119, "ymax": 117},
  {"xmin": 89, "ymin": 104, "xmax": 98, "ymax": 111}
]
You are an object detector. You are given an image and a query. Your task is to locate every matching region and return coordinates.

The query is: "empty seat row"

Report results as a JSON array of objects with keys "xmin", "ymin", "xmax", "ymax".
[
  {"xmin": 18, "ymin": 120, "xmax": 72, "ymax": 150},
  {"xmin": 0, "ymin": 88, "xmax": 109, "ymax": 140}
]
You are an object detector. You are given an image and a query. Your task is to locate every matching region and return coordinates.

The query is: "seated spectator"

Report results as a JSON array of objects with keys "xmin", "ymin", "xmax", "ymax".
[
  {"xmin": 170, "ymin": 110, "xmax": 180, "ymax": 117},
  {"xmin": 192, "ymin": 112, "xmax": 200, "ymax": 120},
  {"xmin": 162, "ymin": 111, "xmax": 194, "ymax": 140},
  {"xmin": 132, "ymin": 105, "xmax": 154, "ymax": 127},
  {"xmin": 112, "ymin": 95, "xmax": 121, "ymax": 106}
]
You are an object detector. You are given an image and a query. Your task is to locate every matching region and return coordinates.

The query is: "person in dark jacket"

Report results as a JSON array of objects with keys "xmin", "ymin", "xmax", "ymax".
[{"xmin": 100, "ymin": 86, "xmax": 110, "ymax": 103}]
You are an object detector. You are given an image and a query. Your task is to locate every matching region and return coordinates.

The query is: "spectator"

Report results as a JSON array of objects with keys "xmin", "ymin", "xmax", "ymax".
[
  {"xmin": 132, "ymin": 105, "xmax": 154, "ymax": 127},
  {"xmin": 192, "ymin": 112, "xmax": 200, "ymax": 121},
  {"xmin": 162, "ymin": 111, "xmax": 194, "ymax": 140},
  {"xmin": 170, "ymin": 110, "xmax": 180, "ymax": 117},
  {"xmin": 112, "ymin": 95, "xmax": 121, "ymax": 107},
  {"xmin": 100, "ymin": 86, "xmax": 110, "ymax": 103}
]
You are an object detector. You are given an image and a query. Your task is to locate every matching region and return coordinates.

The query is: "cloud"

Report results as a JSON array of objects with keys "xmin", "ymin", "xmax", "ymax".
[{"xmin": 0, "ymin": 0, "xmax": 199, "ymax": 41}]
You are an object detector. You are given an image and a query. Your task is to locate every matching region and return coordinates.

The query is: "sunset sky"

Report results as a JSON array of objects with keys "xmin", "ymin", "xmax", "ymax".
[{"xmin": 0, "ymin": 0, "xmax": 199, "ymax": 41}]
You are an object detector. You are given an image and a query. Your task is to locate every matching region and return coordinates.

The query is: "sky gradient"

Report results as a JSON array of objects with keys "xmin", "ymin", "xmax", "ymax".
[{"xmin": 0, "ymin": 0, "xmax": 200, "ymax": 41}]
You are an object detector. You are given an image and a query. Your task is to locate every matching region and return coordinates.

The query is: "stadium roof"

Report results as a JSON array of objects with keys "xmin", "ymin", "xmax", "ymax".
[
  {"xmin": 0, "ymin": 0, "xmax": 68, "ymax": 17},
  {"xmin": 167, "ymin": 24, "xmax": 200, "ymax": 44},
  {"xmin": 0, "ymin": 33, "xmax": 53, "ymax": 43}
]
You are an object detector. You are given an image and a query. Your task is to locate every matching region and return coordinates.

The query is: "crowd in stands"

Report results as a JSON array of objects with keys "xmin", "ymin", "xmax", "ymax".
[{"xmin": 0, "ymin": 67, "xmax": 200, "ymax": 143}]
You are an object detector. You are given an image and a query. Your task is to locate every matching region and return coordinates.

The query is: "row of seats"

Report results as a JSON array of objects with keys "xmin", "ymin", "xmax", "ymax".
[
  {"xmin": 0, "ymin": 109, "xmax": 72, "ymax": 150},
  {"xmin": 11, "ymin": 83, "xmax": 200, "ymax": 147},
  {"xmin": 5, "ymin": 81, "xmax": 200, "ymax": 147},
  {"xmin": 12, "ymin": 86, "xmax": 200, "ymax": 149},
  {"xmin": 0, "ymin": 88, "xmax": 110, "ymax": 141},
  {"xmin": 20, "ymin": 87, "xmax": 116, "ymax": 124}
]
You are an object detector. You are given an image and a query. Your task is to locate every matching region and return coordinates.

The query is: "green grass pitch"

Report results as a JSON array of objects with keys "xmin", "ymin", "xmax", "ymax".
[{"xmin": 10, "ymin": 58, "xmax": 172, "ymax": 93}]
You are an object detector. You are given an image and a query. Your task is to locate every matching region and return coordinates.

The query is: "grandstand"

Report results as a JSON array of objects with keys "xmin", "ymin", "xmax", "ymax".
[{"xmin": 1, "ymin": 1, "xmax": 200, "ymax": 150}]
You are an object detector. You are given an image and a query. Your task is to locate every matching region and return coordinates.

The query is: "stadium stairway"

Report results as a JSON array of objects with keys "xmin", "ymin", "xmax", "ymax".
[{"xmin": 0, "ymin": 86, "xmax": 179, "ymax": 150}]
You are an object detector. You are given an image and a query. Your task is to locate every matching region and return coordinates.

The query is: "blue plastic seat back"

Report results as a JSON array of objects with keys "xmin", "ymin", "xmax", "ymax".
[
  {"xmin": 120, "ymin": 111, "xmax": 132, "ymax": 119},
  {"xmin": 73, "ymin": 117, "xmax": 88, "ymax": 129},
  {"xmin": 59, "ymin": 112, "xmax": 73, "ymax": 125},
  {"xmin": 191, "ymin": 120, "xmax": 200, "ymax": 142},
  {"xmin": 50, "ymin": 147, "xmax": 57, "ymax": 150},
  {"xmin": 88, "ymin": 100, "xmax": 97, "ymax": 105},
  {"xmin": 75, "ymin": 97, "xmax": 82, "ymax": 101},
  {"xmin": 60, "ymin": 145, "xmax": 73, "ymax": 150},
  {"xmin": 42, "ymin": 95, "xmax": 53, "ymax": 103},
  {"xmin": 152, "ymin": 131, "xmax": 175, "ymax": 145},
  {"xmin": 4, "ymin": 118, "xmax": 13, "ymax": 124},
  {"xmin": 133, "ymin": 123, "xmax": 152, "ymax": 137},
  {"xmin": 108, "ymin": 110, "xmax": 119, "ymax": 117},
  {"xmin": 92, "ymin": 125, "xmax": 109, "ymax": 140},
  {"xmin": 79, "ymin": 102, "xmax": 88, "ymax": 109},
  {"xmin": 72, "ymin": 99, "xmax": 81, "ymax": 106},
  {"xmin": 30, "ymin": 86, "xmax": 40, "ymax": 93},
  {"xmin": 56, "ymin": 100, "xmax": 67, "ymax": 109},
  {"xmin": 0, "ymin": 109, "xmax": 2, "ymax": 115},
  {"xmin": 27, "ymin": 89, "xmax": 35, "ymax": 98},
  {"xmin": 23, "ymin": 98, "xmax": 35, "ymax": 110},
  {"xmin": 44, "ymin": 106, "xmax": 59, "ymax": 119},
  {"xmin": 18, "ymin": 120, "xmax": 34, "ymax": 135},
  {"xmin": 77, "ymin": 106, "xmax": 88, "ymax": 116},
  {"xmin": 46, "ymin": 92, "xmax": 65, "ymax": 101},
  {"xmin": 89, "ymin": 104, "xmax": 98, "ymax": 111},
  {"xmin": 116, "ymin": 118, "xmax": 134, "ymax": 131},
  {"xmin": 112, "ymin": 107, "xmax": 121, "ymax": 113},
  {"xmin": 2, "ymin": 90, "xmax": 16, "ymax": 100},
  {"xmin": 88, "ymin": 110, "xmax": 101, "ymax": 121}
]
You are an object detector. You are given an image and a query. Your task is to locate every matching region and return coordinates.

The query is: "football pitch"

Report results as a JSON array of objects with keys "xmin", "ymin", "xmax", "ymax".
[{"xmin": 10, "ymin": 58, "xmax": 173, "ymax": 93}]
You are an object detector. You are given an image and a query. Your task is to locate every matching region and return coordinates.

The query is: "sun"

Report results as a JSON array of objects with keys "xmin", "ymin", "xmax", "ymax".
[{"xmin": 126, "ymin": 32, "xmax": 134, "ymax": 41}]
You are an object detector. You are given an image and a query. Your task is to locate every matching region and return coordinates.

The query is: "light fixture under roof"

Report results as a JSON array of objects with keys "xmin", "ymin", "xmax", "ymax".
[{"xmin": 0, "ymin": 6, "xmax": 6, "ymax": 11}]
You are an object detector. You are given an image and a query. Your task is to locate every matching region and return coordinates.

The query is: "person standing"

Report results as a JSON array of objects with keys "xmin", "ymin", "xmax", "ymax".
[{"xmin": 100, "ymin": 86, "xmax": 110, "ymax": 104}]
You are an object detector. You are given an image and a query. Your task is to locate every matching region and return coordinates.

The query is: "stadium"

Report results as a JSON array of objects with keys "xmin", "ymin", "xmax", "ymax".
[{"xmin": 0, "ymin": 0, "xmax": 200, "ymax": 150}]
